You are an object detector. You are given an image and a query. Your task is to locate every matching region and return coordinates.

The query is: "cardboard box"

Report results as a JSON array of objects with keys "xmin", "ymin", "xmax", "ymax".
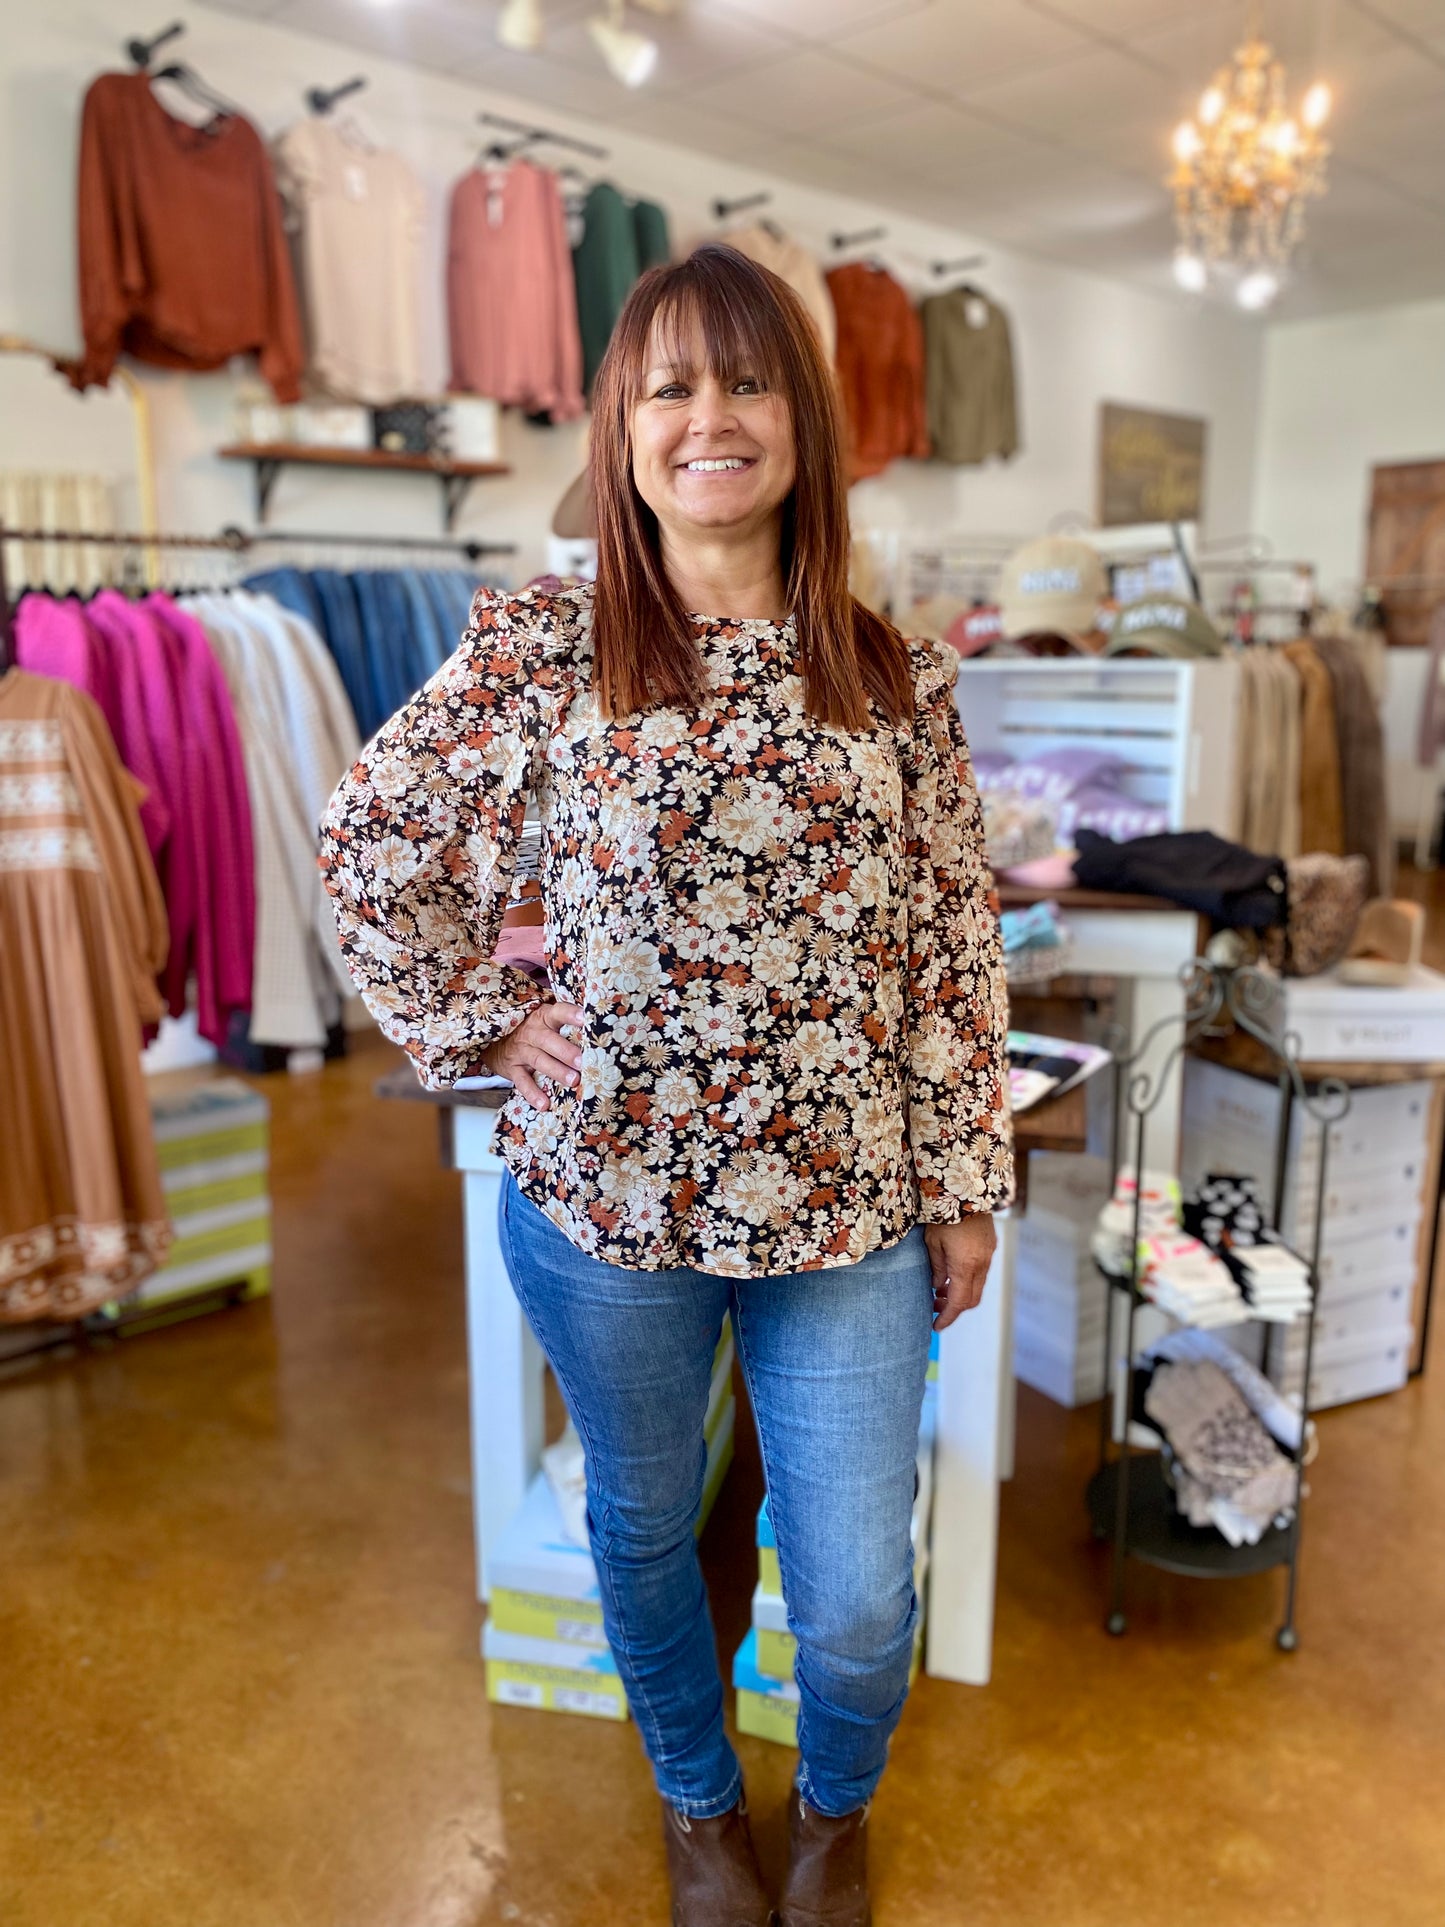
[
  {"xmin": 1260, "ymin": 967, "xmax": 1445, "ymax": 1065},
  {"xmin": 482, "ymin": 1623, "xmax": 628, "ymax": 1721},
  {"xmin": 137, "ymin": 1080, "xmax": 272, "ymax": 1308}
]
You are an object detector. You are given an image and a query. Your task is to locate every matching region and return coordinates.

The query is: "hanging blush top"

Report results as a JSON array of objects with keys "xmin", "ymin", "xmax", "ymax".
[
  {"xmin": 825, "ymin": 263, "xmax": 930, "ymax": 482},
  {"xmin": 319, "ymin": 584, "xmax": 1013, "ymax": 1278},
  {"xmin": 66, "ymin": 72, "xmax": 303, "ymax": 402},
  {"xmin": 274, "ymin": 118, "xmax": 425, "ymax": 405},
  {"xmin": 448, "ymin": 159, "xmax": 584, "ymax": 422}
]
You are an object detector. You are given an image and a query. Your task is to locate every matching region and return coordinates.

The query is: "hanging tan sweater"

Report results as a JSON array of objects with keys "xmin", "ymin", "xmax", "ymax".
[
  {"xmin": 66, "ymin": 71, "xmax": 303, "ymax": 403},
  {"xmin": 1282, "ymin": 640, "xmax": 1346, "ymax": 857},
  {"xmin": 0, "ymin": 669, "xmax": 173, "ymax": 1322},
  {"xmin": 724, "ymin": 226, "xmax": 837, "ymax": 366}
]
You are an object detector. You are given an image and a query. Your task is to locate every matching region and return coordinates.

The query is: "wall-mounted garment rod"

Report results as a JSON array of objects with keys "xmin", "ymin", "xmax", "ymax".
[
  {"xmin": 0, "ymin": 523, "xmax": 518, "ymax": 667},
  {"xmin": 713, "ymin": 191, "xmax": 771, "ymax": 221},
  {"xmin": 831, "ymin": 225, "xmax": 887, "ymax": 251},
  {"xmin": 476, "ymin": 110, "xmax": 608, "ymax": 161},
  {"xmin": 307, "ymin": 76, "xmax": 367, "ymax": 116},
  {"xmin": 932, "ymin": 254, "xmax": 986, "ymax": 277},
  {"xmin": 125, "ymin": 20, "xmax": 184, "ymax": 68}
]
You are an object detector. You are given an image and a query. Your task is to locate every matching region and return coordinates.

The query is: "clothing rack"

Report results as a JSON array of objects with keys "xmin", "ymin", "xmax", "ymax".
[
  {"xmin": 0, "ymin": 522, "xmax": 517, "ymax": 668},
  {"xmin": 713, "ymin": 191, "xmax": 771, "ymax": 222},
  {"xmin": 831, "ymin": 225, "xmax": 887, "ymax": 251},
  {"xmin": 476, "ymin": 111, "xmax": 608, "ymax": 162}
]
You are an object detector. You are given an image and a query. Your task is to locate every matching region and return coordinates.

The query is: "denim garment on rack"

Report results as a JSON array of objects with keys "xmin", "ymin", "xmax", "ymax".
[
  {"xmin": 352, "ymin": 572, "xmax": 415, "ymax": 724},
  {"xmin": 400, "ymin": 571, "xmax": 448, "ymax": 682},
  {"xmin": 242, "ymin": 566, "xmax": 327, "ymax": 636},
  {"xmin": 307, "ymin": 570, "xmax": 382, "ymax": 741},
  {"xmin": 498, "ymin": 1168, "xmax": 934, "ymax": 1820}
]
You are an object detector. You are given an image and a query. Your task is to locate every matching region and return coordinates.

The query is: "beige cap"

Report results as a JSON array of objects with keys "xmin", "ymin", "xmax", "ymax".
[{"xmin": 999, "ymin": 536, "xmax": 1108, "ymax": 642}]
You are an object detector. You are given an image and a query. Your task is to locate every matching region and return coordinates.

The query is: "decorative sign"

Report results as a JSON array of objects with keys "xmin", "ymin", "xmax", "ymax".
[{"xmin": 1098, "ymin": 403, "xmax": 1207, "ymax": 527}]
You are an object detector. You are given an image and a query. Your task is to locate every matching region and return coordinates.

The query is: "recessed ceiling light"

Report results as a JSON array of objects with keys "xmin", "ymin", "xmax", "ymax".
[
  {"xmin": 589, "ymin": 1, "xmax": 658, "ymax": 86},
  {"xmin": 1172, "ymin": 249, "xmax": 1207, "ymax": 293}
]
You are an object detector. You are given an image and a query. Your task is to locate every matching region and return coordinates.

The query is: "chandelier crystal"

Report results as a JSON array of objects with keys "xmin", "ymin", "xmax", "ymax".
[{"xmin": 1168, "ymin": 17, "xmax": 1332, "ymax": 306}]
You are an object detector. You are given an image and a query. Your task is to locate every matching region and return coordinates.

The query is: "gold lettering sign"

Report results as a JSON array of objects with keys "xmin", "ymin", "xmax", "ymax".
[{"xmin": 1098, "ymin": 403, "xmax": 1207, "ymax": 528}]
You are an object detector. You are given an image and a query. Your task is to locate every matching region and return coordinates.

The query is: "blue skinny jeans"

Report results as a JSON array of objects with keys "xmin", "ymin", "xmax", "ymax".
[{"xmin": 497, "ymin": 1168, "xmax": 934, "ymax": 1819}]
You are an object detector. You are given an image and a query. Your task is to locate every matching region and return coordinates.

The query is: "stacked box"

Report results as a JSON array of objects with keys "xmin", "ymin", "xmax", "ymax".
[
  {"xmin": 1013, "ymin": 1152, "xmax": 1113, "ymax": 1408},
  {"xmin": 123, "ymin": 1080, "xmax": 272, "ymax": 1320},
  {"xmin": 485, "ymin": 1330, "xmax": 735, "ymax": 1719},
  {"xmin": 735, "ymin": 1390, "xmax": 934, "ymax": 1748},
  {"xmin": 1181, "ymin": 1061, "xmax": 1427, "ymax": 1409}
]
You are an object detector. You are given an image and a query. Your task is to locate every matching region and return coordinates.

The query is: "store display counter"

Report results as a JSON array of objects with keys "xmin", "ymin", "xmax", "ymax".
[{"xmin": 378, "ymin": 1068, "xmax": 1088, "ymax": 1687}]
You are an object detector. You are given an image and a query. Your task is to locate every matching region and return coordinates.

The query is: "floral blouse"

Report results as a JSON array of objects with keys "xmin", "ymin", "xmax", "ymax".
[{"xmin": 318, "ymin": 583, "xmax": 1013, "ymax": 1277}]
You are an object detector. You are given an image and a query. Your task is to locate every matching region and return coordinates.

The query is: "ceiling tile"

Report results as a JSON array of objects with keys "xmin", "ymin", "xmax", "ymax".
[
  {"xmin": 1033, "ymin": 0, "xmax": 1235, "ymax": 40},
  {"xmin": 692, "ymin": 0, "xmax": 933, "ymax": 41},
  {"xmin": 275, "ymin": 0, "xmax": 500, "ymax": 72},
  {"xmin": 813, "ymin": 98, "xmax": 1061, "ymax": 185},
  {"xmin": 1134, "ymin": 3, "xmax": 1398, "ymax": 86},
  {"xmin": 538, "ymin": 4, "xmax": 796, "ymax": 96},
  {"xmin": 1357, "ymin": 0, "xmax": 1445, "ymax": 37},
  {"xmin": 958, "ymin": 44, "xmax": 1165, "ymax": 130},
  {"xmin": 835, "ymin": 0, "xmax": 1095, "ymax": 96},
  {"xmin": 678, "ymin": 47, "xmax": 920, "ymax": 135}
]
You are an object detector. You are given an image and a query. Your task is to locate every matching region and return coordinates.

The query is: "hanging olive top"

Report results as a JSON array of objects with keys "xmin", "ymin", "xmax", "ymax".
[{"xmin": 318, "ymin": 584, "xmax": 1013, "ymax": 1277}]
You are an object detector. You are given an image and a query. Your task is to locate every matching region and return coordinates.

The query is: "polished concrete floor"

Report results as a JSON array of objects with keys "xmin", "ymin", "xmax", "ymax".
[{"xmin": 3, "ymin": 951, "xmax": 1444, "ymax": 1925}]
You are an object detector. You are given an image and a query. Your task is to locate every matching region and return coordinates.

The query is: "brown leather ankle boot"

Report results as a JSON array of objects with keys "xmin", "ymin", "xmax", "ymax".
[
  {"xmin": 660, "ymin": 1791, "xmax": 777, "ymax": 1926},
  {"xmin": 779, "ymin": 1793, "xmax": 871, "ymax": 1926}
]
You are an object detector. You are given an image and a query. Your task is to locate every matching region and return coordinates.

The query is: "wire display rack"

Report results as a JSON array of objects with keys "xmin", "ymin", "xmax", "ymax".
[{"xmin": 1087, "ymin": 959, "xmax": 1350, "ymax": 1652}]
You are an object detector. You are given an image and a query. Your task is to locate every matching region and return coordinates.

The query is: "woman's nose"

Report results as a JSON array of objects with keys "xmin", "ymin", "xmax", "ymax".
[{"xmin": 688, "ymin": 385, "xmax": 737, "ymax": 437}]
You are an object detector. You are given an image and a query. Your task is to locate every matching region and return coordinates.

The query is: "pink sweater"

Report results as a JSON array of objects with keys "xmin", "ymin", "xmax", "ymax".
[{"xmin": 447, "ymin": 159, "xmax": 584, "ymax": 423}]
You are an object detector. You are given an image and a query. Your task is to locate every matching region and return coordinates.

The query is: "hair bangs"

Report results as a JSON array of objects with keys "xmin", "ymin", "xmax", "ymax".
[{"xmin": 624, "ymin": 264, "xmax": 788, "ymax": 411}]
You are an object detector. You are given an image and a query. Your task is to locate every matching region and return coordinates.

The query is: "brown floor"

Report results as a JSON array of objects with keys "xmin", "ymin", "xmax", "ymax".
[{"xmin": 3, "ymin": 900, "xmax": 1445, "ymax": 1927}]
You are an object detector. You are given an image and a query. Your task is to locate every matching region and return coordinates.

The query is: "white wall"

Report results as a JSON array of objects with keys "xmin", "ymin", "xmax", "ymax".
[
  {"xmin": 1252, "ymin": 297, "xmax": 1445, "ymax": 595},
  {"xmin": 1, "ymin": 1, "xmax": 1268, "ymax": 582}
]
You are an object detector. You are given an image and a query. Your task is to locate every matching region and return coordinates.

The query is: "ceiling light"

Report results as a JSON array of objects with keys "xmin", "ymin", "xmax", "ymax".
[
  {"xmin": 1173, "ymin": 249, "xmax": 1208, "ymax": 293},
  {"xmin": 1236, "ymin": 269, "xmax": 1280, "ymax": 310},
  {"xmin": 589, "ymin": 0, "xmax": 658, "ymax": 86},
  {"xmin": 1167, "ymin": 16, "xmax": 1331, "ymax": 299},
  {"xmin": 498, "ymin": 0, "xmax": 544, "ymax": 53},
  {"xmin": 1302, "ymin": 82, "xmax": 1332, "ymax": 130}
]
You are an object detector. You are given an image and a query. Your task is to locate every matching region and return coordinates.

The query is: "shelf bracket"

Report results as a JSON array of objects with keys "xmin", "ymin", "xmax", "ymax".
[
  {"xmin": 253, "ymin": 457, "xmax": 282, "ymax": 525},
  {"xmin": 440, "ymin": 472, "xmax": 473, "ymax": 533}
]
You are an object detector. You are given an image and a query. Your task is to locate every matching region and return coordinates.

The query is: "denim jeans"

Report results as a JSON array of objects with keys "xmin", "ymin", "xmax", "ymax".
[{"xmin": 497, "ymin": 1168, "xmax": 935, "ymax": 1819}]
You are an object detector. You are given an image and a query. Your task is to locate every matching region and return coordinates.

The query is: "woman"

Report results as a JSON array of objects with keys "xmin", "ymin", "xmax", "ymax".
[{"xmin": 319, "ymin": 243, "xmax": 1013, "ymax": 1927}]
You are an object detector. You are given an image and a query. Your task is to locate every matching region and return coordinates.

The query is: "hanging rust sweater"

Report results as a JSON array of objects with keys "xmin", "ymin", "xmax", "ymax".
[
  {"xmin": 826, "ymin": 263, "xmax": 930, "ymax": 482},
  {"xmin": 67, "ymin": 72, "xmax": 303, "ymax": 402}
]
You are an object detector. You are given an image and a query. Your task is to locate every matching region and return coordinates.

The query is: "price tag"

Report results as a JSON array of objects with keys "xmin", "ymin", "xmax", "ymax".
[
  {"xmin": 965, "ymin": 295, "xmax": 989, "ymax": 329},
  {"xmin": 556, "ymin": 1619, "xmax": 606, "ymax": 1647},
  {"xmin": 344, "ymin": 163, "xmax": 368, "ymax": 202},
  {"xmin": 495, "ymin": 1678, "xmax": 544, "ymax": 1707},
  {"xmin": 555, "ymin": 1687, "xmax": 618, "ymax": 1717}
]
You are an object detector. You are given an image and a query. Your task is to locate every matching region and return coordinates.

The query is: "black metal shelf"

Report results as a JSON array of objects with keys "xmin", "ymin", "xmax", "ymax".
[
  {"xmin": 1087, "ymin": 1457, "xmax": 1294, "ymax": 1581},
  {"xmin": 1090, "ymin": 959, "xmax": 1349, "ymax": 1654}
]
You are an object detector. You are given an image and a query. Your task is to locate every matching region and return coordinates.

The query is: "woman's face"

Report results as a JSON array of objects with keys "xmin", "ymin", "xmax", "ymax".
[{"xmin": 629, "ymin": 318, "xmax": 796, "ymax": 548}]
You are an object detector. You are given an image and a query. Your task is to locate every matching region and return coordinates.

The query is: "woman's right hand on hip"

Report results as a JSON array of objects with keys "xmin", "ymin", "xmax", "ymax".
[{"xmin": 481, "ymin": 1003, "xmax": 585, "ymax": 1110}]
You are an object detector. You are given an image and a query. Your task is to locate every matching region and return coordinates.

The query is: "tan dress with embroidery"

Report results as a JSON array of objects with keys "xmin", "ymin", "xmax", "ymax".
[{"xmin": 0, "ymin": 667, "xmax": 172, "ymax": 1320}]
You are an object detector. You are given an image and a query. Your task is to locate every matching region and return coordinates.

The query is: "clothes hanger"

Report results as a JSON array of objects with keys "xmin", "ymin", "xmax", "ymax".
[{"xmin": 127, "ymin": 23, "xmax": 240, "ymax": 130}]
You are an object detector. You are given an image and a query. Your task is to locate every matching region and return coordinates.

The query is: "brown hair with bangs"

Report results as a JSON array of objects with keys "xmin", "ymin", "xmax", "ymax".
[{"xmin": 588, "ymin": 242, "xmax": 915, "ymax": 731}]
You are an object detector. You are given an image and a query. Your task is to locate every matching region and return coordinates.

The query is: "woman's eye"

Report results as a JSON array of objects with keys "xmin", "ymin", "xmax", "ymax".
[
  {"xmin": 656, "ymin": 384, "xmax": 689, "ymax": 401},
  {"xmin": 734, "ymin": 377, "xmax": 763, "ymax": 395}
]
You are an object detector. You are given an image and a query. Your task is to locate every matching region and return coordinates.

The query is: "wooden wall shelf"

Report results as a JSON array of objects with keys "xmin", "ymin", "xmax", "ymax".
[{"xmin": 218, "ymin": 443, "xmax": 512, "ymax": 532}]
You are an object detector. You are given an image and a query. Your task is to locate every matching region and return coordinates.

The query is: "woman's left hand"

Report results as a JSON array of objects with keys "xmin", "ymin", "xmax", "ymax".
[{"xmin": 924, "ymin": 1214, "xmax": 997, "ymax": 1330}]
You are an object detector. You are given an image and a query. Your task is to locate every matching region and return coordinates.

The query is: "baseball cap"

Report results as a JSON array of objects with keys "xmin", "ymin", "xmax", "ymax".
[
  {"xmin": 945, "ymin": 604, "xmax": 1003, "ymax": 658},
  {"xmin": 998, "ymin": 537, "xmax": 1108, "ymax": 645},
  {"xmin": 1104, "ymin": 596, "xmax": 1223, "ymax": 659}
]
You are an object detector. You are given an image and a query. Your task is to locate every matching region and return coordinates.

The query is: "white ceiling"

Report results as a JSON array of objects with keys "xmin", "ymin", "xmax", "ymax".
[{"xmin": 211, "ymin": 0, "xmax": 1445, "ymax": 317}]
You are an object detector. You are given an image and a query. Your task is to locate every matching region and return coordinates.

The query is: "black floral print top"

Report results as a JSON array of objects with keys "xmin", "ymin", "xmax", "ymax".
[{"xmin": 319, "ymin": 584, "xmax": 1013, "ymax": 1276}]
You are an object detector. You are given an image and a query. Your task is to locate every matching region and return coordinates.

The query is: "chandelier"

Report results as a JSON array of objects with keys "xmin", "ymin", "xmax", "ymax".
[{"xmin": 1167, "ymin": 15, "xmax": 1332, "ymax": 309}]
